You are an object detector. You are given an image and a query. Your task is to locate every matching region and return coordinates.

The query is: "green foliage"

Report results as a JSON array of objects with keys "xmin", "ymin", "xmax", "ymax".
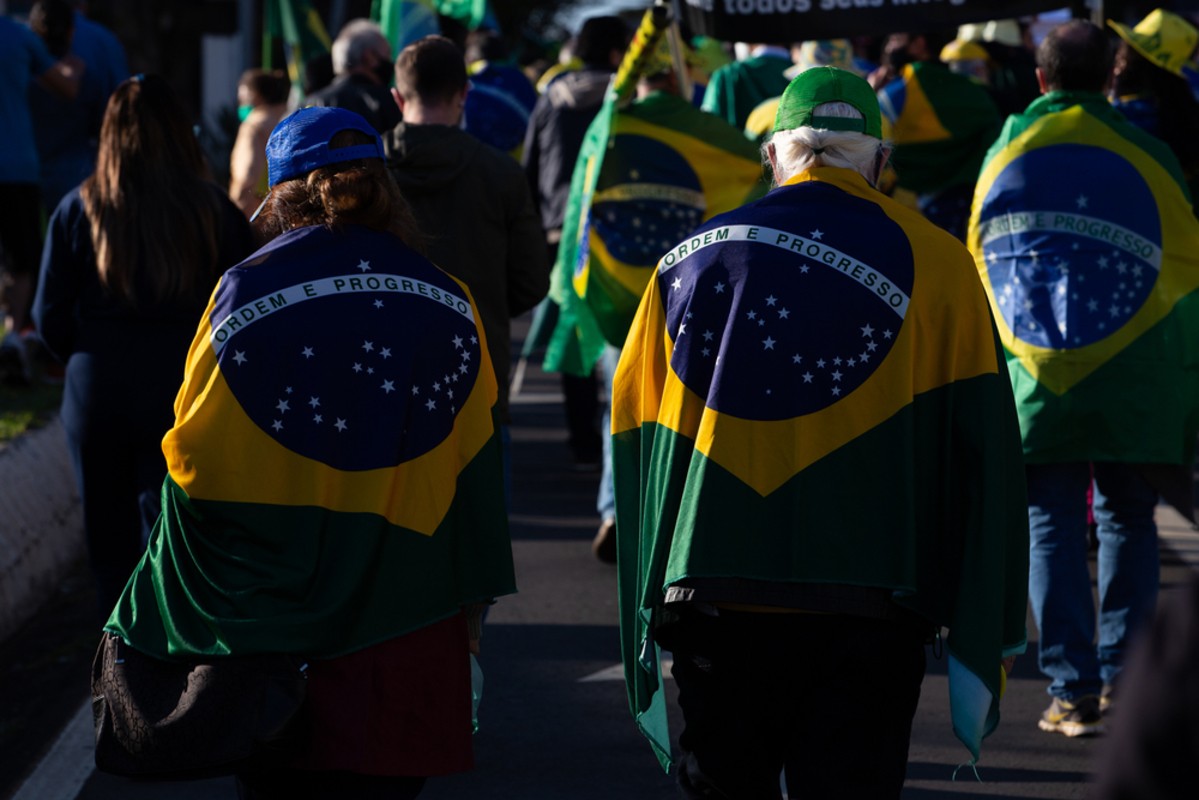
[{"xmin": 0, "ymin": 384, "xmax": 62, "ymax": 444}]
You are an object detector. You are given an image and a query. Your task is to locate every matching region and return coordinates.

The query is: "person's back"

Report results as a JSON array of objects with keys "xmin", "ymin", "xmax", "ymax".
[
  {"xmin": 876, "ymin": 31, "xmax": 1000, "ymax": 239},
  {"xmin": 383, "ymin": 36, "xmax": 548, "ymax": 433},
  {"xmin": 28, "ymin": 1, "xmax": 128, "ymax": 215},
  {"xmin": 701, "ymin": 43, "xmax": 793, "ymax": 130},
  {"xmin": 1108, "ymin": 9, "xmax": 1199, "ymax": 203},
  {"xmin": 102, "ymin": 107, "xmax": 516, "ymax": 796},
  {"xmin": 616, "ymin": 67, "xmax": 1029, "ymax": 796},
  {"xmin": 306, "ymin": 18, "xmax": 400, "ymax": 134},
  {"xmin": 522, "ymin": 15, "xmax": 628, "ymax": 237},
  {"xmin": 968, "ymin": 19, "xmax": 1199, "ymax": 740}
]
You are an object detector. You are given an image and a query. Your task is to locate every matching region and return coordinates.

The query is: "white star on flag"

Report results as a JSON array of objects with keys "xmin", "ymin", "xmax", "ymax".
[
  {"xmin": 810, "ymin": 229, "xmax": 824, "ymax": 240},
  {"xmin": 381, "ymin": 347, "xmax": 392, "ymax": 359},
  {"xmin": 272, "ymin": 420, "xmax": 283, "ymax": 431},
  {"xmin": 276, "ymin": 399, "xmax": 290, "ymax": 413},
  {"xmin": 763, "ymin": 337, "xmax": 776, "ymax": 350},
  {"xmin": 362, "ymin": 340, "xmax": 374, "ymax": 352},
  {"xmin": 233, "ymin": 350, "xmax": 247, "ymax": 365},
  {"xmin": 411, "ymin": 385, "xmax": 420, "ymax": 395},
  {"xmin": 672, "ymin": 277, "xmax": 682, "ymax": 290},
  {"xmin": 678, "ymin": 323, "xmax": 687, "ymax": 335},
  {"xmin": 861, "ymin": 324, "xmax": 874, "ymax": 337},
  {"xmin": 765, "ymin": 295, "xmax": 777, "ymax": 306},
  {"xmin": 357, "ymin": 259, "xmax": 371, "ymax": 272},
  {"xmin": 792, "ymin": 354, "xmax": 802, "ymax": 364},
  {"xmin": 382, "ymin": 380, "xmax": 395, "ymax": 394},
  {"xmin": 453, "ymin": 335, "xmax": 463, "ymax": 349},
  {"xmin": 335, "ymin": 418, "xmax": 347, "ymax": 431},
  {"xmin": 802, "ymin": 372, "xmax": 813, "ymax": 383},
  {"xmin": 703, "ymin": 330, "xmax": 714, "ymax": 341},
  {"xmin": 831, "ymin": 370, "xmax": 843, "ymax": 381},
  {"xmin": 302, "ymin": 346, "xmax": 314, "ymax": 358},
  {"xmin": 714, "ymin": 282, "xmax": 726, "ymax": 294},
  {"xmin": 426, "ymin": 399, "xmax": 436, "ymax": 411},
  {"xmin": 309, "ymin": 396, "xmax": 320, "ymax": 408},
  {"xmin": 1076, "ymin": 195, "xmax": 1088, "ymax": 209},
  {"xmin": 314, "ymin": 414, "xmax": 323, "ymax": 424},
  {"xmin": 352, "ymin": 362, "xmax": 363, "ymax": 373},
  {"xmin": 779, "ymin": 308, "xmax": 790, "ymax": 319},
  {"xmin": 373, "ymin": 299, "xmax": 384, "ymax": 309}
]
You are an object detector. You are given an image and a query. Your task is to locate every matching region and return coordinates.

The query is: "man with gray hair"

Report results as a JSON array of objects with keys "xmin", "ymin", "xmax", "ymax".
[
  {"xmin": 306, "ymin": 18, "xmax": 400, "ymax": 134},
  {"xmin": 613, "ymin": 66, "xmax": 1029, "ymax": 797}
]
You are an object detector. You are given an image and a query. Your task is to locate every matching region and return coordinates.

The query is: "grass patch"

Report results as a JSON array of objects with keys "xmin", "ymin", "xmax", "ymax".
[{"xmin": 0, "ymin": 383, "xmax": 62, "ymax": 444}]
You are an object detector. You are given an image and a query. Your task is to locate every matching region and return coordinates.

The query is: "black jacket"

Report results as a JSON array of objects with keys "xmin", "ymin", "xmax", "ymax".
[{"xmin": 384, "ymin": 122, "xmax": 548, "ymax": 423}]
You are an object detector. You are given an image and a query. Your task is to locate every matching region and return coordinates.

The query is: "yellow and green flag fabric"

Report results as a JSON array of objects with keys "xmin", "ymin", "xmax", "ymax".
[
  {"xmin": 570, "ymin": 91, "xmax": 765, "ymax": 350},
  {"xmin": 265, "ymin": 0, "xmax": 332, "ymax": 90},
  {"xmin": 106, "ymin": 225, "xmax": 515, "ymax": 659},
  {"xmin": 878, "ymin": 61, "xmax": 1000, "ymax": 195},
  {"xmin": 614, "ymin": 167, "xmax": 1029, "ymax": 769},
  {"xmin": 968, "ymin": 91, "xmax": 1199, "ymax": 464}
]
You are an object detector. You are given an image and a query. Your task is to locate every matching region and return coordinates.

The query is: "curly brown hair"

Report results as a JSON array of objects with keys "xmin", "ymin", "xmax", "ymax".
[{"xmin": 254, "ymin": 130, "xmax": 425, "ymax": 251}]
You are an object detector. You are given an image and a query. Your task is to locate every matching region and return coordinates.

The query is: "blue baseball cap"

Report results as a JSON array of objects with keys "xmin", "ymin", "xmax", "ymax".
[{"xmin": 265, "ymin": 106, "xmax": 385, "ymax": 188}]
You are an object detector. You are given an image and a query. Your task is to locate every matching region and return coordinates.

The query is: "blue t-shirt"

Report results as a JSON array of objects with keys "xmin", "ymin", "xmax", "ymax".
[
  {"xmin": 0, "ymin": 16, "xmax": 56, "ymax": 183},
  {"xmin": 29, "ymin": 12, "xmax": 129, "ymax": 209}
]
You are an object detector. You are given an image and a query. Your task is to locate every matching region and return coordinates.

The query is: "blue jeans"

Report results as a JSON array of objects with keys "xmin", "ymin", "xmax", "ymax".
[
  {"xmin": 597, "ymin": 345, "xmax": 621, "ymax": 522},
  {"xmin": 1026, "ymin": 462, "xmax": 1160, "ymax": 700}
]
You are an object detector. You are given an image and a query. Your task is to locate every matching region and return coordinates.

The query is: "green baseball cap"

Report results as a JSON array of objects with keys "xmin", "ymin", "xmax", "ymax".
[{"xmin": 772, "ymin": 66, "xmax": 882, "ymax": 138}]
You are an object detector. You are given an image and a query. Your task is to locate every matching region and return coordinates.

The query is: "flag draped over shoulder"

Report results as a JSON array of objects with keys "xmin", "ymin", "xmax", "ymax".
[
  {"xmin": 106, "ymin": 225, "xmax": 515, "ymax": 660},
  {"xmin": 968, "ymin": 91, "xmax": 1199, "ymax": 464},
  {"xmin": 265, "ymin": 0, "xmax": 332, "ymax": 90},
  {"xmin": 878, "ymin": 61, "xmax": 1000, "ymax": 195},
  {"xmin": 571, "ymin": 91, "xmax": 765, "ymax": 349},
  {"xmin": 614, "ymin": 167, "xmax": 1028, "ymax": 769}
]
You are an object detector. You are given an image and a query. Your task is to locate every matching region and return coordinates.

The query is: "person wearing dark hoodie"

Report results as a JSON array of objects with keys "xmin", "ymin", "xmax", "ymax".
[{"xmin": 383, "ymin": 35, "xmax": 549, "ymax": 500}]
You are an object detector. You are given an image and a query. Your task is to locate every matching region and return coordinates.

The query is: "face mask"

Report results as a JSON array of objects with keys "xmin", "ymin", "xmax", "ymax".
[
  {"xmin": 238, "ymin": 104, "xmax": 253, "ymax": 123},
  {"xmin": 372, "ymin": 57, "xmax": 393, "ymax": 87}
]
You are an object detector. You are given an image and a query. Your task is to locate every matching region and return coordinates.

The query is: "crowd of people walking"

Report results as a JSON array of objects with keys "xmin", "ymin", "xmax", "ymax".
[{"xmin": 3, "ymin": 3, "xmax": 1199, "ymax": 798}]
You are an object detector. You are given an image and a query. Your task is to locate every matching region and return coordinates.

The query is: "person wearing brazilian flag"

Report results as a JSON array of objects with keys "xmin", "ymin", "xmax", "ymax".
[
  {"xmin": 104, "ymin": 107, "xmax": 515, "ymax": 798},
  {"xmin": 967, "ymin": 19, "xmax": 1199, "ymax": 739},
  {"xmin": 614, "ymin": 66, "xmax": 1029, "ymax": 797}
]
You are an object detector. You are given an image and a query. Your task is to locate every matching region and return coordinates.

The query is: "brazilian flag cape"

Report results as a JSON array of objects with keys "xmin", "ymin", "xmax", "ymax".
[
  {"xmin": 106, "ymin": 225, "xmax": 515, "ymax": 659},
  {"xmin": 547, "ymin": 90, "xmax": 764, "ymax": 377},
  {"xmin": 878, "ymin": 61, "xmax": 1000, "ymax": 195},
  {"xmin": 613, "ymin": 167, "xmax": 1029, "ymax": 770},
  {"xmin": 967, "ymin": 91, "xmax": 1199, "ymax": 464},
  {"xmin": 573, "ymin": 91, "xmax": 766, "ymax": 349}
]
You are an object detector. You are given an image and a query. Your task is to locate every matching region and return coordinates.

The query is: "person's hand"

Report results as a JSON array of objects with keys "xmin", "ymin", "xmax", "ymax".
[{"xmin": 867, "ymin": 64, "xmax": 893, "ymax": 91}]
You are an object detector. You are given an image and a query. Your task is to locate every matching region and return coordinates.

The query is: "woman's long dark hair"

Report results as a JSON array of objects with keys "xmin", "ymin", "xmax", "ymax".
[
  {"xmin": 82, "ymin": 75, "xmax": 225, "ymax": 306},
  {"xmin": 253, "ymin": 129, "xmax": 425, "ymax": 250},
  {"xmin": 1113, "ymin": 41, "xmax": 1199, "ymax": 191}
]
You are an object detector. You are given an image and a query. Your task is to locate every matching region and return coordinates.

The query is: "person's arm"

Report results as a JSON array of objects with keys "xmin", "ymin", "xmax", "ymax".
[
  {"xmin": 37, "ymin": 55, "xmax": 83, "ymax": 99},
  {"xmin": 504, "ymin": 166, "xmax": 550, "ymax": 318},
  {"xmin": 521, "ymin": 97, "xmax": 547, "ymax": 212},
  {"xmin": 33, "ymin": 197, "xmax": 88, "ymax": 362}
]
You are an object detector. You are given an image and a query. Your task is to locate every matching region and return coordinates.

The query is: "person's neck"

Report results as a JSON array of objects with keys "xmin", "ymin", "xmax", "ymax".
[{"xmin": 402, "ymin": 104, "xmax": 460, "ymax": 126}]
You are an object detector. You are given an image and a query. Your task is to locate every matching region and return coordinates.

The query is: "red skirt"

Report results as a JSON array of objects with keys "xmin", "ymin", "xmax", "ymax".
[{"xmin": 292, "ymin": 613, "xmax": 473, "ymax": 776}]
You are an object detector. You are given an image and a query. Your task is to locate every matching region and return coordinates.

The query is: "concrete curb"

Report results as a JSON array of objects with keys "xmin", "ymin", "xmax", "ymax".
[{"xmin": 0, "ymin": 418, "xmax": 83, "ymax": 643}]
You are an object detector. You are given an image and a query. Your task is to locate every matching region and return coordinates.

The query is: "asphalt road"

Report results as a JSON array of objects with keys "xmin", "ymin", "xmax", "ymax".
[{"xmin": 3, "ymin": 318, "xmax": 1198, "ymax": 800}]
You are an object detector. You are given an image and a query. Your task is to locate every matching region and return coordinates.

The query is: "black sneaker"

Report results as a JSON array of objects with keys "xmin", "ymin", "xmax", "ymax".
[{"xmin": 1038, "ymin": 695, "xmax": 1104, "ymax": 737}]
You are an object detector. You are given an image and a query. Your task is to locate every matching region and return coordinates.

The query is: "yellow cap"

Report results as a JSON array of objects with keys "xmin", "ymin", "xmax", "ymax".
[
  {"xmin": 940, "ymin": 39, "xmax": 991, "ymax": 63},
  {"xmin": 1108, "ymin": 8, "xmax": 1199, "ymax": 77}
]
